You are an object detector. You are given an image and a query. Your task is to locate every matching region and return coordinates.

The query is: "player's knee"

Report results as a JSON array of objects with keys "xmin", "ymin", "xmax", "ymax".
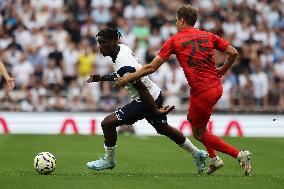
[
  {"xmin": 101, "ymin": 117, "xmax": 111, "ymax": 129},
  {"xmin": 101, "ymin": 114, "xmax": 119, "ymax": 130},
  {"xmin": 193, "ymin": 132, "xmax": 202, "ymax": 140},
  {"xmin": 192, "ymin": 128, "xmax": 203, "ymax": 141}
]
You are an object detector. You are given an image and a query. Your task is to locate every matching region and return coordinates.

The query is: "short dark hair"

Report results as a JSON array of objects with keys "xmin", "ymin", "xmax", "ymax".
[
  {"xmin": 96, "ymin": 27, "xmax": 122, "ymax": 41},
  {"xmin": 176, "ymin": 5, "xmax": 198, "ymax": 26}
]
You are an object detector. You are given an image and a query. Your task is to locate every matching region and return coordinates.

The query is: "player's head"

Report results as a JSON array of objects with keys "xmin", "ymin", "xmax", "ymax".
[
  {"xmin": 96, "ymin": 27, "xmax": 122, "ymax": 56},
  {"xmin": 176, "ymin": 5, "xmax": 197, "ymax": 31}
]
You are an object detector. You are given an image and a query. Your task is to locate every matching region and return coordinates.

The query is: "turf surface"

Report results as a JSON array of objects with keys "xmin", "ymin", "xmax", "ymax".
[{"xmin": 0, "ymin": 135, "xmax": 283, "ymax": 189}]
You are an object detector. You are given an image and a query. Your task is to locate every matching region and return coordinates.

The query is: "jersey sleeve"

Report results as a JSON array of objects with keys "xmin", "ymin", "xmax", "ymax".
[
  {"xmin": 211, "ymin": 34, "xmax": 229, "ymax": 52},
  {"xmin": 117, "ymin": 65, "xmax": 138, "ymax": 85},
  {"xmin": 117, "ymin": 66, "xmax": 136, "ymax": 77},
  {"xmin": 157, "ymin": 36, "xmax": 175, "ymax": 60}
]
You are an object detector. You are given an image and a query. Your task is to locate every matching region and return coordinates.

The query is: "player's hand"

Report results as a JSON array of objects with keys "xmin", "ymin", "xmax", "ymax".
[
  {"xmin": 114, "ymin": 77, "xmax": 127, "ymax": 88},
  {"xmin": 154, "ymin": 105, "xmax": 175, "ymax": 117},
  {"xmin": 6, "ymin": 77, "xmax": 15, "ymax": 91},
  {"xmin": 216, "ymin": 68, "xmax": 225, "ymax": 78},
  {"xmin": 86, "ymin": 74, "xmax": 101, "ymax": 83}
]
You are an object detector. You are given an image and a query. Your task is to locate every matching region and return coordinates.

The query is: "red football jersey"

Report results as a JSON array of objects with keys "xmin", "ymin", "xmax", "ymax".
[{"xmin": 158, "ymin": 27, "xmax": 229, "ymax": 95}]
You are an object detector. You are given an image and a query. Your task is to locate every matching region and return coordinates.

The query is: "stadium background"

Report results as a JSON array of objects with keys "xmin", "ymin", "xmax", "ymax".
[
  {"xmin": 0, "ymin": 0, "xmax": 283, "ymax": 113},
  {"xmin": 0, "ymin": 1, "xmax": 284, "ymax": 189}
]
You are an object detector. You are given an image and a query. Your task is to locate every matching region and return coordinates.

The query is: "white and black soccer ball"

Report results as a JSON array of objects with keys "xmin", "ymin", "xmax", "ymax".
[{"xmin": 34, "ymin": 152, "xmax": 56, "ymax": 175}]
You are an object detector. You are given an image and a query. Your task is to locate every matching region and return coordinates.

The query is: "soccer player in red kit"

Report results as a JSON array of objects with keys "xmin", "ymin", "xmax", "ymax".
[{"xmin": 115, "ymin": 5, "xmax": 252, "ymax": 176}]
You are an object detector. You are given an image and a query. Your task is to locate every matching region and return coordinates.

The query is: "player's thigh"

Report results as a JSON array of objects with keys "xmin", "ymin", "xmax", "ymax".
[
  {"xmin": 115, "ymin": 100, "xmax": 147, "ymax": 125},
  {"xmin": 188, "ymin": 85, "xmax": 223, "ymax": 127},
  {"xmin": 188, "ymin": 104, "xmax": 211, "ymax": 128}
]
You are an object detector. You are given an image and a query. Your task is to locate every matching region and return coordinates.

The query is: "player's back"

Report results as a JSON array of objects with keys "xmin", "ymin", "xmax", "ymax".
[{"xmin": 169, "ymin": 27, "xmax": 229, "ymax": 95}]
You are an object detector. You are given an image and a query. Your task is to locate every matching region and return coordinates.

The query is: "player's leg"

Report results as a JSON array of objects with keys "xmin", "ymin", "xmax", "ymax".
[
  {"xmin": 191, "ymin": 126, "xmax": 225, "ymax": 174},
  {"xmin": 149, "ymin": 120, "xmax": 208, "ymax": 174},
  {"xmin": 189, "ymin": 91, "xmax": 224, "ymax": 174},
  {"xmin": 146, "ymin": 93, "xmax": 207, "ymax": 174},
  {"xmin": 190, "ymin": 85, "xmax": 252, "ymax": 175},
  {"xmin": 192, "ymin": 127, "xmax": 239, "ymax": 158},
  {"xmin": 193, "ymin": 126, "xmax": 251, "ymax": 175},
  {"xmin": 101, "ymin": 113, "xmax": 121, "ymax": 147},
  {"xmin": 87, "ymin": 99, "xmax": 146, "ymax": 170},
  {"xmin": 148, "ymin": 120, "xmax": 196, "ymax": 154},
  {"xmin": 87, "ymin": 113, "xmax": 121, "ymax": 170}
]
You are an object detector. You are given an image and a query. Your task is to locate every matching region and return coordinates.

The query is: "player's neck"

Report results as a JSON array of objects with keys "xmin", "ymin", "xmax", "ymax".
[
  {"xmin": 110, "ymin": 45, "xmax": 120, "ymax": 63},
  {"xmin": 180, "ymin": 25, "xmax": 194, "ymax": 31}
]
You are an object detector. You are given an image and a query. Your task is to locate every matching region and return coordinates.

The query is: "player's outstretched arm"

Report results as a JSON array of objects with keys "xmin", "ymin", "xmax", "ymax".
[
  {"xmin": 217, "ymin": 45, "xmax": 238, "ymax": 77},
  {"xmin": 133, "ymin": 80, "xmax": 174, "ymax": 117},
  {"xmin": 0, "ymin": 61, "xmax": 15, "ymax": 90},
  {"xmin": 86, "ymin": 73, "xmax": 118, "ymax": 83},
  {"xmin": 114, "ymin": 56, "xmax": 165, "ymax": 88}
]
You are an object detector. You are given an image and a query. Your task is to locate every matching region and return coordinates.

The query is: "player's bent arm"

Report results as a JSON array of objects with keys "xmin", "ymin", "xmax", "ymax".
[
  {"xmin": 141, "ymin": 55, "xmax": 165, "ymax": 76},
  {"xmin": 218, "ymin": 45, "xmax": 238, "ymax": 76},
  {"xmin": 115, "ymin": 56, "xmax": 165, "ymax": 88},
  {"xmin": 132, "ymin": 80, "xmax": 159, "ymax": 114}
]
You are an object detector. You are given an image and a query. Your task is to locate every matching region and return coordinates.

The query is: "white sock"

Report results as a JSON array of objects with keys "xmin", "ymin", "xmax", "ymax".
[
  {"xmin": 180, "ymin": 137, "xmax": 199, "ymax": 156},
  {"xmin": 104, "ymin": 144, "xmax": 116, "ymax": 160}
]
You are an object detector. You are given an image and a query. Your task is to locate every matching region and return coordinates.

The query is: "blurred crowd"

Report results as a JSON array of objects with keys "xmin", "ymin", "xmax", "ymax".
[{"xmin": 0, "ymin": 0, "xmax": 283, "ymax": 113}]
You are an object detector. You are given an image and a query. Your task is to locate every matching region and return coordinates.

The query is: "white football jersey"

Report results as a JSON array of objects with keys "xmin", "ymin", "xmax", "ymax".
[{"xmin": 113, "ymin": 44, "xmax": 161, "ymax": 100}]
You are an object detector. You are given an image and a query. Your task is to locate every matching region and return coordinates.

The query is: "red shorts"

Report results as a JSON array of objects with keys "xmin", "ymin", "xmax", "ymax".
[{"xmin": 187, "ymin": 84, "xmax": 223, "ymax": 128}]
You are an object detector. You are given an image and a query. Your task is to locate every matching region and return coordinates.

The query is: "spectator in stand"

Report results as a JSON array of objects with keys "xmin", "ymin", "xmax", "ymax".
[
  {"xmin": 238, "ymin": 68, "xmax": 254, "ymax": 111},
  {"xmin": 12, "ymin": 52, "xmax": 33, "ymax": 87},
  {"xmin": 78, "ymin": 38, "xmax": 95, "ymax": 78},
  {"xmin": 0, "ymin": 0, "xmax": 283, "ymax": 112},
  {"xmin": 250, "ymin": 62, "xmax": 269, "ymax": 111},
  {"xmin": 163, "ymin": 59, "xmax": 187, "ymax": 111},
  {"xmin": 47, "ymin": 88, "xmax": 67, "ymax": 111},
  {"xmin": 43, "ymin": 57, "xmax": 63, "ymax": 90}
]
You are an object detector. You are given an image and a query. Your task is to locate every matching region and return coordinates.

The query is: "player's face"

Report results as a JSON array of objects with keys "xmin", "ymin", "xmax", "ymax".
[{"xmin": 97, "ymin": 37, "xmax": 114, "ymax": 56}]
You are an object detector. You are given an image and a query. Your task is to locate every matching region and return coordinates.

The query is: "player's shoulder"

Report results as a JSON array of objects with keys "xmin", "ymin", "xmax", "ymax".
[
  {"xmin": 116, "ymin": 44, "xmax": 137, "ymax": 66},
  {"xmin": 119, "ymin": 43, "xmax": 132, "ymax": 52},
  {"xmin": 118, "ymin": 44, "xmax": 134, "ymax": 58},
  {"xmin": 117, "ymin": 43, "xmax": 128, "ymax": 56},
  {"xmin": 194, "ymin": 28, "xmax": 214, "ymax": 37},
  {"xmin": 198, "ymin": 28, "xmax": 223, "ymax": 40}
]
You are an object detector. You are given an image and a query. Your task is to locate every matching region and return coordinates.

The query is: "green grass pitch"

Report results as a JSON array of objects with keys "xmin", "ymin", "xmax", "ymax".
[{"xmin": 0, "ymin": 135, "xmax": 283, "ymax": 189}]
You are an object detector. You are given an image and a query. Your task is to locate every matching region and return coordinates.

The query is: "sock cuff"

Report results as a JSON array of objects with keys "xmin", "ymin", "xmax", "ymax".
[
  {"xmin": 179, "ymin": 137, "xmax": 190, "ymax": 147},
  {"xmin": 104, "ymin": 144, "xmax": 117, "ymax": 149}
]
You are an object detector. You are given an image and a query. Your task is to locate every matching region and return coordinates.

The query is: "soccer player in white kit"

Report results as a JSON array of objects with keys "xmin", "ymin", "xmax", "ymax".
[{"xmin": 86, "ymin": 28, "xmax": 208, "ymax": 174}]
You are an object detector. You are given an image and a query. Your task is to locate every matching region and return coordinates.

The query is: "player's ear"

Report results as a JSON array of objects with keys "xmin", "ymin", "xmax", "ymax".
[{"xmin": 180, "ymin": 18, "xmax": 185, "ymax": 25}]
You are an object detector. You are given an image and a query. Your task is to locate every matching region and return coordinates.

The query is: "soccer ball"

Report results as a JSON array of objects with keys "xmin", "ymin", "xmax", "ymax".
[{"xmin": 34, "ymin": 152, "xmax": 56, "ymax": 175}]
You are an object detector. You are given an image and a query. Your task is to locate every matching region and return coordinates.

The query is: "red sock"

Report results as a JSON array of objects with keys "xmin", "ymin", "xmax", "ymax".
[
  {"xmin": 199, "ymin": 130, "xmax": 239, "ymax": 158},
  {"xmin": 202, "ymin": 142, "xmax": 217, "ymax": 158}
]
